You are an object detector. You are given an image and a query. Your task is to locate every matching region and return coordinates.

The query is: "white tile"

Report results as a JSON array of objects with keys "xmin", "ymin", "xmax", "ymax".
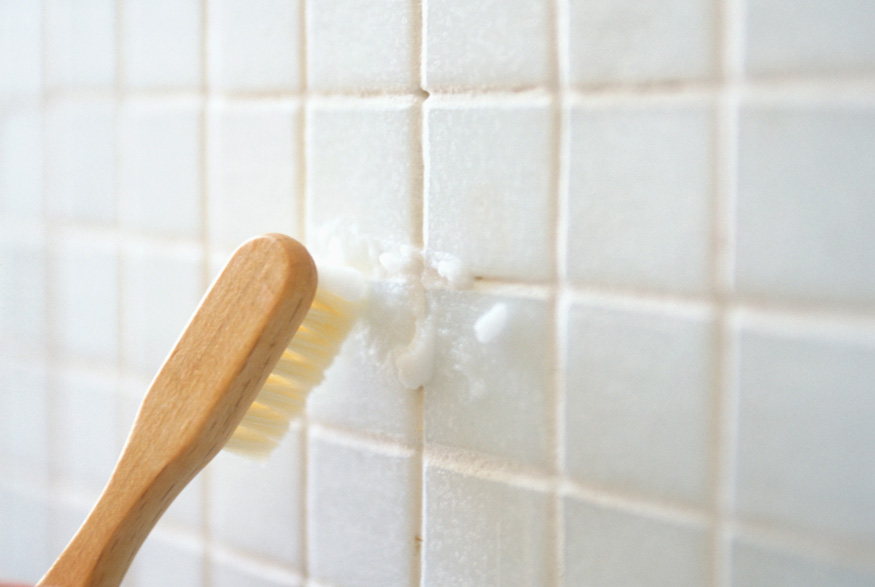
[
  {"xmin": 209, "ymin": 427, "xmax": 304, "ymax": 566},
  {"xmin": 130, "ymin": 530, "xmax": 205, "ymax": 587},
  {"xmin": 0, "ymin": 1, "xmax": 42, "ymax": 97},
  {"xmin": 308, "ymin": 430, "xmax": 417, "ymax": 587},
  {"xmin": 736, "ymin": 103, "xmax": 875, "ymax": 305},
  {"xmin": 306, "ymin": 100, "xmax": 415, "ymax": 259},
  {"xmin": 122, "ymin": 0, "xmax": 202, "ymax": 89},
  {"xmin": 0, "ymin": 486, "xmax": 52, "ymax": 584},
  {"xmin": 211, "ymin": 550, "xmax": 302, "ymax": 587},
  {"xmin": 564, "ymin": 498, "xmax": 709, "ymax": 586},
  {"xmin": 45, "ymin": 0, "xmax": 116, "ymax": 89},
  {"xmin": 746, "ymin": 0, "xmax": 875, "ymax": 77},
  {"xmin": 425, "ymin": 100, "xmax": 554, "ymax": 281},
  {"xmin": 120, "ymin": 100, "xmax": 202, "ymax": 237},
  {"xmin": 565, "ymin": 297, "xmax": 714, "ymax": 504},
  {"xmin": 55, "ymin": 369, "xmax": 120, "ymax": 487},
  {"xmin": 0, "ymin": 362, "xmax": 49, "ymax": 471},
  {"xmin": 307, "ymin": 280, "xmax": 421, "ymax": 442},
  {"xmin": 53, "ymin": 237, "xmax": 119, "ymax": 363},
  {"xmin": 731, "ymin": 538, "xmax": 875, "ymax": 587},
  {"xmin": 0, "ymin": 108, "xmax": 44, "ymax": 219},
  {"xmin": 567, "ymin": 0, "xmax": 716, "ymax": 85},
  {"xmin": 567, "ymin": 98, "xmax": 713, "ymax": 293},
  {"xmin": 423, "ymin": 465, "xmax": 551, "ymax": 586},
  {"xmin": 208, "ymin": 0, "xmax": 301, "ymax": 91},
  {"xmin": 735, "ymin": 316, "xmax": 875, "ymax": 542},
  {"xmin": 121, "ymin": 243, "xmax": 205, "ymax": 377},
  {"xmin": 46, "ymin": 99, "xmax": 117, "ymax": 224},
  {"xmin": 307, "ymin": 0, "xmax": 415, "ymax": 91},
  {"xmin": 423, "ymin": 0, "xmax": 551, "ymax": 90},
  {"xmin": 425, "ymin": 289, "xmax": 552, "ymax": 469},
  {"xmin": 207, "ymin": 101, "xmax": 300, "ymax": 250},
  {"xmin": 0, "ymin": 237, "xmax": 47, "ymax": 353}
]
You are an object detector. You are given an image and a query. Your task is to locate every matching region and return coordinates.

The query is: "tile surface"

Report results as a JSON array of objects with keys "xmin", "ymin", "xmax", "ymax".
[
  {"xmin": 566, "ymin": 97, "xmax": 713, "ymax": 293},
  {"xmin": 423, "ymin": 465, "xmax": 551, "ymax": 586},
  {"xmin": 736, "ymin": 103, "xmax": 875, "ymax": 305},
  {"xmin": 735, "ymin": 315, "xmax": 875, "ymax": 542},
  {"xmin": 307, "ymin": 0, "xmax": 415, "ymax": 91},
  {"xmin": 565, "ymin": 297, "xmax": 715, "ymax": 504},
  {"xmin": 425, "ymin": 289, "xmax": 552, "ymax": 469},
  {"xmin": 568, "ymin": 0, "xmax": 716, "ymax": 85},
  {"xmin": 564, "ymin": 498, "xmax": 710, "ymax": 586},
  {"xmin": 308, "ymin": 430, "xmax": 417, "ymax": 587},
  {"xmin": 424, "ymin": 0, "xmax": 551, "ymax": 90},
  {"xmin": 426, "ymin": 99, "xmax": 554, "ymax": 281}
]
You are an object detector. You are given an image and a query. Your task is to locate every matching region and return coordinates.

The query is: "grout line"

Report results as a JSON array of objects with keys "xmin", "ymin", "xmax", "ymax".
[
  {"xmin": 549, "ymin": 0, "xmax": 569, "ymax": 584},
  {"xmin": 712, "ymin": 0, "xmax": 745, "ymax": 585}
]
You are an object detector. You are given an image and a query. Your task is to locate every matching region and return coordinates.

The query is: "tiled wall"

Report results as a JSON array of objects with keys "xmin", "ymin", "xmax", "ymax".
[{"xmin": 1, "ymin": 1, "xmax": 874, "ymax": 586}]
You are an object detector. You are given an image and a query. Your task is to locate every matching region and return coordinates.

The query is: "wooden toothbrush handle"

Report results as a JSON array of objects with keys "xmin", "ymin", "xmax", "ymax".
[{"xmin": 39, "ymin": 234, "xmax": 317, "ymax": 587}]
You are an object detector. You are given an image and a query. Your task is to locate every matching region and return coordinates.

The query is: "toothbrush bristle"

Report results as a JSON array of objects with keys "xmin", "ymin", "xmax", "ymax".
[{"xmin": 225, "ymin": 286, "xmax": 359, "ymax": 458}]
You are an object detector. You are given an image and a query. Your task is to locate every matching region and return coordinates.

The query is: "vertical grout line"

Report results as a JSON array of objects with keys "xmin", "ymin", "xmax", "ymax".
[
  {"xmin": 712, "ymin": 0, "xmax": 744, "ymax": 585},
  {"xmin": 199, "ymin": 1, "xmax": 214, "ymax": 585},
  {"xmin": 550, "ymin": 0, "xmax": 570, "ymax": 585},
  {"xmin": 298, "ymin": 1, "xmax": 311, "ymax": 582},
  {"xmin": 412, "ymin": 2, "xmax": 427, "ymax": 585}
]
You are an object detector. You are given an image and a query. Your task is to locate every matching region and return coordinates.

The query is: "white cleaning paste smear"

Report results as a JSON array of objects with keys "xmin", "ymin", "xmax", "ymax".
[
  {"xmin": 473, "ymin": 303, "xmax": 508, "ymax": 344},
  {"xmin": 394, "ymin": 317, "xmax": 436, "ymax": 389},
  {"xmin": 316, "ymin": 262, "xmax": 367, "ymax": 301}
]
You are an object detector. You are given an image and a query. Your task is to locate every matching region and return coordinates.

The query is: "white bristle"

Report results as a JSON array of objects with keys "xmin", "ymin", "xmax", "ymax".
[{"xmin": 226, "ymin": 268, "xmax": 362, "ymax": 459}]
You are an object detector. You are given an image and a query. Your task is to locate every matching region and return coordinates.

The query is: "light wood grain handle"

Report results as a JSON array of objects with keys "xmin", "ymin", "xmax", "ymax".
[{"xmin": 39, "ymin": 234, "xmax": 317, "ymax": 587}]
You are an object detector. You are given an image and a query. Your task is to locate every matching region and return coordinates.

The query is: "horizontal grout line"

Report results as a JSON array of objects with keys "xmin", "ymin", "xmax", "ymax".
[
  {"xmin": 423, "ymin": 443, "xmax": 555, "ymax": 493},
  {"xmin": 308, "ymin": 421, "xmax": 418, "ymax": 459}
]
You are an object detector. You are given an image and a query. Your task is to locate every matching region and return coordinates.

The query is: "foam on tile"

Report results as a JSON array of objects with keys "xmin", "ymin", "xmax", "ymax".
[{"xmin": 394, "ymin": 317, "xmax": 436, "ymax": 389}]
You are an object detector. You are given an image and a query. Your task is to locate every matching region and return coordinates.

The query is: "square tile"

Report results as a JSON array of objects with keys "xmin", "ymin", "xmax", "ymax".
[
  {"xmin": 423, "ymin": 465, "xmax": 551, "ymax": 586},
  {"xmin": 45, "ymin": 0, "xmax": 116, "ymax": 89},
  {"xmin": 120, "ymin": 99, "xmax": 202, "ymax": 237},
  {"xmin": 567, "ymin": 0, "xmax": 716, "ymax": 85},
  {"xmin": 423, "ymin": 0, "xmax": 551, "ymax": 90},
  {"xmin": 736, "ymin": 102, "xmax": 875, "ymax": 305},
  {"xmin": 53, "ymin": 236, "xmax": 119, "ymax": 363},
  {"xmin": 208, "ymin": 0, "xmax": 301, "ymax": 92},
  {"xmin": 211, "ymin": 549, "xmax": 302, "ymax": 587},
  {"xmin": 0, "ymin": 108, "xmax": 43, "ymax": 219},
  {"xmin": 564, "ymin": 498, "xmax": 709, "ymax": 586},
  {"xmin": 0, "ymin": 237, "xmax": 47, "ymax": 353},
  {"xmin": 564, "ymin": 296, "xmax": 715, "ymax": 504},
  {"xmin": 207, "ymin": 100, "xmax": 300, "ymax": 250},
  {"xmin": 425, "ymin": 289, "xmax": 552, "ymax": 469},
  {"xmin": 731, "ymin": 537, "xmax": 875, "ymax": 587},
  {"xmin": 307, "ymin": 280, "xmax": 421, "ymax": 442},
  {"xmin": 567, "ymin": 97, "xmax": 713, "ymax": 293},
  {"xmin": 746, "ymin": 0, "xmax": 875, "ymax": 77},
  {"xmin": 425, "ymin": 99, "xmax": 554, "ymax": 281},
  {"xmin": 55, "ymin": 369, "xmax": 120, "ymax": 487},
  {"xmin": 0, "ymin": 362, "xmax": 49, "ymax": 471},
  {"xmin": 122, "ymin": 0, "xmax": 202, "ymax": 89},
  {"xmin": 0, "ymin": 486, "xmax": 52, "ymax": 584},
  {"xmin": 307, "ymin": 0, "xmax": 415, "ymax": 91},
  {"xmin": 306, "ymin": 100, "xmax": 416, "ymax": 260},
  {"xmin": 0, "ymin": 1, "xmax": 42, "ymax": 96},
  {"xmin": 308, "ymin": 430, "xmax": 417, "ymax": 586},
  {"xmin": 121, "ymin": 242, "xmax": 205, "ymax": 377},
  {"xmin": 130, "ymin": 530, "xmax": 205, "ymax": 587},
  {"xmin": 209, "ymin": 426, "xmax": 304, "ymax": 566},
  {"xmin": 735, "ymin": 314, "xmax": 875, "ymax": 542},
  {"xmin": 46, "ymin": 99, "xmax": 117, "ymax": 224}
]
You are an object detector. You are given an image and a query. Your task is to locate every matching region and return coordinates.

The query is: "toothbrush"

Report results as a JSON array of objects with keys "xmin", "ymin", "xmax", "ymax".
[{"xmin": 38, "ymin": 234, "xmax": 360, "ymax": 587}]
